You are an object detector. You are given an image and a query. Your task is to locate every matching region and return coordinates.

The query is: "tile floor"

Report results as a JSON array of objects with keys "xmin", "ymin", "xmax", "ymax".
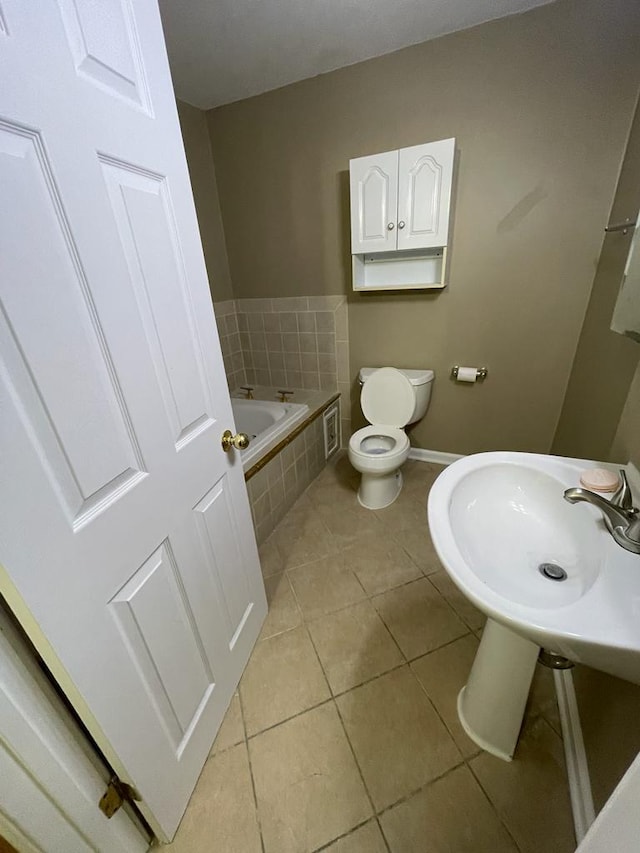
[{"xmin": 165, "ymin": 455, "xmax": 575, "ymax": 853}]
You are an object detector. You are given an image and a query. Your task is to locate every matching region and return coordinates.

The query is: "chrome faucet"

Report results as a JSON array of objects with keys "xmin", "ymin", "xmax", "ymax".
[{"xmin": 564, "ymin": 470, "xmax": 640, "ymax": 554}]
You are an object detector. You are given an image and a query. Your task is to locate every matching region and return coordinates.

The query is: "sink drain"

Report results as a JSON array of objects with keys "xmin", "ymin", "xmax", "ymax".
[{"xmin": 539, "ymin": 563, "xmax": 567, "ymax": 582}]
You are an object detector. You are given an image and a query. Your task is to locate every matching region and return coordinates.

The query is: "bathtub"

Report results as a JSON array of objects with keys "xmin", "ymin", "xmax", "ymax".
[{"xmin": 231, "ymin": 398, "xmax": 310, "ymax": 470}]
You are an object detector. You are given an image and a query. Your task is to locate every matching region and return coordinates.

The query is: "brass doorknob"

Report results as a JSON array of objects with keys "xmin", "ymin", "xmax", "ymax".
[{"xmin": 221, "ymin": 430, "xmax": 250, "ymax": 452}]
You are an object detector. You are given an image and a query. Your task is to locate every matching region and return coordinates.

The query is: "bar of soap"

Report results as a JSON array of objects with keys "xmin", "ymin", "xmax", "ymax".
[{"xmin": 580, "ymin": 468, "xmax": 620, "ymax": 493}]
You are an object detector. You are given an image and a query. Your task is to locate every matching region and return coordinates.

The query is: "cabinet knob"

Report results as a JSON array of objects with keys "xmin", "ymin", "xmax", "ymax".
[
  {"xmin": 398, "ymin": 221, "xmax": 405, "ymax": 229},
  {"xmin": 387, "ymin": 222, "xmax": 395, "ymax": 231}
]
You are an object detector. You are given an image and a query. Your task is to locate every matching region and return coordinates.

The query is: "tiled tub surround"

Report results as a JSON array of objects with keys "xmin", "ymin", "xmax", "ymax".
[
  {"xmin": 214, "ymin": 296, "xmax": 351, "ymax": 442},
  {"xmin": 244, "ymin": 390, "xmax": 339, "ymax": 544},
  {"xmin": 214, "ymin": 298, "xmax": 246, "ymax": 391}
]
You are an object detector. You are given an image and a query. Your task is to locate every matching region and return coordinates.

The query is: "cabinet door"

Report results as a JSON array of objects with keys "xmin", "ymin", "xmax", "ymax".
[
  {"xmin": 349, "ymin": 150, "xmax": 398, "ymax": 254},
  {"xmin": 397, "ymin": 139, "xmax": 455, "ymax": 251}
]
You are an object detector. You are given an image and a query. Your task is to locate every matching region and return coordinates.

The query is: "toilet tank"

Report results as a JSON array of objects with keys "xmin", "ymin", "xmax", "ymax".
[{"xmin": 359, "ymin": 367, "xmax": 434, "ymax": 425}]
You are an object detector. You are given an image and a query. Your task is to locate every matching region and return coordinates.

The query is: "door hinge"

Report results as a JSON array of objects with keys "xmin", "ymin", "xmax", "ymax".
[{"xmin": 99, "ymin": 776, "xmax": 141, "ymax": 819}]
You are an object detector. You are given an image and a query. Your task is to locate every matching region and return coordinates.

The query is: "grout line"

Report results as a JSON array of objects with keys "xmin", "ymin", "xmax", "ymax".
[
  {"xmin": 236, "ymin": 688, "xmax": 267, "ymax": 853},
  {"xmin": 245, "ymin": 696, "xmax": 335, "ymax": 742},
  {"xmin": 310, "ymin": 818, "xmax": 377, "ymax": 852},
  {"xmin": 466, "ymin": 758, "xmax": 525, "ymax": 853},
  {"xmin": 374, "ymin": 761, "xmax": 467, "ymax": 820}
]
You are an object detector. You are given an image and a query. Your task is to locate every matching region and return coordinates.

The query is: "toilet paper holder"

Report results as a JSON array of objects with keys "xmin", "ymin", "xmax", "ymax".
[{"xmin": 451, "ymin": 366, "xmax": 488, "ymax": 381}]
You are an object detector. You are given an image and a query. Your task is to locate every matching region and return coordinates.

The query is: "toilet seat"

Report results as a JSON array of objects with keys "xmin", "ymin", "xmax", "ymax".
[{"xmin": 349, "ymin": 425, "xmax": 409, "ymax": 462}]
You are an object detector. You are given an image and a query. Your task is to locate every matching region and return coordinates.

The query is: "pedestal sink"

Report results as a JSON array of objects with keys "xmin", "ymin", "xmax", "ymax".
[{"xmin": 427, "ymin": 452, "xmax": 640, "ymax": 760}]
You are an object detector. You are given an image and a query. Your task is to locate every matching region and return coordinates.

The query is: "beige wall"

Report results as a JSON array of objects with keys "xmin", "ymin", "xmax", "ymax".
[
  {"xmin": 610, "ymin": 362, "xmax": 640, "ymax": 467},
  {"xmin": 207, "ymin": 0, "xmax": 640, "ymax": 454},
  {"xmin": 553, "ymin": 96, "xmax": 640, "ymax": 462},
  {"xmin": 176, "ymin": 100, "xmax": 234, "ymax": 303}
]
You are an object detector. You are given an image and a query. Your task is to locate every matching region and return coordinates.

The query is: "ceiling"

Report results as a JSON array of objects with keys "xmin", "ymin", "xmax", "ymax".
[{"xmin": 159, "ymin": 0, "xmax": 554, "ymax": 110}]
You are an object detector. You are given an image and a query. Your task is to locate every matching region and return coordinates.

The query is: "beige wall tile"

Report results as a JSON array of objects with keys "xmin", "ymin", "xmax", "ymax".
[
  {"xmin": 240, "ymin": 625, "xmax": 330, "ymax": 735},
  {"xmin": 336, "ymin": 667, "xmax": 461, "ymax": 810},
  {"xmin": 164, "ymin": 743, "xmax": 261, "ymax": 853},
  {"xmin": 249, "ymin": 703, "xmax": 372, "ymax": 853},
  {"xmin": 372, "ymin": 577, "xmax": 468, "ymax": 659},
  {"xmin": 380, "ymin": 765, "xmax": 518, "ymax": 853},
  {"xmin": 410, "ymin": 635, "xmax": 480, "ymax": 758},
  {"xmin": 470, "ymin": 716, "xmax": 575, "ymax": 853},
  {"xmin": 307, "ymin": 600, "xmax": 403, "ymax": 694}
]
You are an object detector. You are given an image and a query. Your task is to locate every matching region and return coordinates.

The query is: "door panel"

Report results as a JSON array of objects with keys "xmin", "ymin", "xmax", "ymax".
[
  {"xmin": 101, "ymin": 157, "xmax": 216, "ymax": 449},
  {"xmin": 349, "ymin": 150, "xmax": 398, "ymax": 254},
  {"xmin": 0, "ymin": 0, "xmax": 266, "ymax": 840},
  {"xmin": 397, "ymin": 138, "xmax": 455, "ymax": 251},
  {"xmin": 56, "ymin": 0, "xmax": 152, "ymax": 110},
  {"xmin": 109, "ymin": 539, "xmax": 215, "ymax": 744},
  {"xmin": 0, "ymin": 123, "xmax": 145, "ymax": 515}
]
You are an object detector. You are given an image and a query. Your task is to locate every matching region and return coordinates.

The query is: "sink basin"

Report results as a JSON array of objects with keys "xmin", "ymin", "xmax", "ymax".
[
  {"xmin": 449, "ymin": 462, "xmax": 602, "ymax": 610},
  {"xmin": 428, "ymin": 451, "xmax": 640, "ymax": 760},
  {"xmin": 429, "ymin": 451, "xmax": 640, "ymax": 682}
]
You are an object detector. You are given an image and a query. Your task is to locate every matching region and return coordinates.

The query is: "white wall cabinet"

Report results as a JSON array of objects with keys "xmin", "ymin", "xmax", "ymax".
[{"xmin": 349, "ymin": 138, "xmax": 455, "ymax": 290}]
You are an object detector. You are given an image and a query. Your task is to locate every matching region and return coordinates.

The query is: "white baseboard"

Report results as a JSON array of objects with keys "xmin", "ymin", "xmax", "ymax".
[
  {"xmin": 408, "ymin": 447, "xmax": 464, "ymax": 466},
  {"xmin": 554, "ymin": 668, "xmax": 595, "ymax": 844}
]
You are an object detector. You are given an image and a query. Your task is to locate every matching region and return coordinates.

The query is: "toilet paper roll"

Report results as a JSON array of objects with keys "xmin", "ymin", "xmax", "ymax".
[{"xmin": 456, "ymin": 366, "xmax": 478, "ymax": 383}]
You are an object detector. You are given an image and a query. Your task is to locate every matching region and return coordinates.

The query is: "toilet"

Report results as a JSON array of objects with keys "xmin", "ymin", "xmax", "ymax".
[{"xmin": 348, "ymin": 367, "xmax": 434, "ymax": 510}]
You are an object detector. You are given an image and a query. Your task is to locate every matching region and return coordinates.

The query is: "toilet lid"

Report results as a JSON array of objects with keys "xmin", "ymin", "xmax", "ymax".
[{"xmin": 361, "ymin": 367, "xmax": 415, "ymax": 427}]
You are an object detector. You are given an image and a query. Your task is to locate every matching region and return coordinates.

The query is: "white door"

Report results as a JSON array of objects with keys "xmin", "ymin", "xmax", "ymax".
[
  {"xmin": 349, "ymin": 149, "xmax": 398, "ymax": 254},
  {"xmin": 397, "ymin": 138, "xmax": 455, "ymax": 251},
  {"xmin": 0, "ymin": 0, "xmax": 266, "ymax": 842},
  {"xmin": 0, "ymin": 605, "xmax": 148, "ymax": 853}
]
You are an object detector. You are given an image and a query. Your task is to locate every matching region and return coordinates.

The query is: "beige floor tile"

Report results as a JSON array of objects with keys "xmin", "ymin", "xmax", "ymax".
[
  {"xmin": 260, "ymin": 572, "xmax": 302, "ymax": 639},
  {"xmin": 336, "ymin": 667, "xmax": 461, "ymax": 811},
  {"xmin": 470, "ymin": 716, "xmax": 575, "ymax": 853},
  {"xmin": 240, "ymin": 625, "xmax": 330, "ymax": 735},
  {"xmin": 372, "ymin": 577, "xmax": 468, "ymax": 660},
  {"xmin": 249, "ymin": 703, "xmax": 372, "ymax": 853},
  {"xmin": 527, "ymin": 663, "xmax": 561, "ymax": 733},
  {"xmin": 401, "ymin": 461, "xmax": 443, "ymax": 503},
  {"xmin": 393, "ymin": 524, "xmax": 443, "ymax": 575},
  {"xmin": 342, "ymin": 534, "xmax": 423, "ymax": 596},
  {"xmin": 380, "ymin": 765, "xmax": 518, "ymax": 853},
  {"xmin": 259, "ymin": 534, "xmax": 285, "ymax": 578},
  {"xmin": 165, "ymin": 742, "xmax": 261, "ymax": 853},
  {"xmin": 274, "ymin": 513, "xmax": 335, "ymax": 570},
  {"xmin": 209, "ymin": 692, "xmax": 244, "ymax": 755},
  {"xmin": 410, "ymin": 635, "xmax": 480, "ymax": 759},
  {"xmin": 307, "ymin": 477, "xmax": 360, "ymax": 511},
  {"xmin": 373, "ymin": 493, "xmax": 428, "ymax": 532},
  {"xmin": 307, "ymin": 600, "xmax": 403, "ymax": 694},
  {"xmin": 314, "ymin": 501, "xmax": 385, "ymax": 547},
  {"xmin": 323, "ymin": 820, "xmax": 387, "ymax": 852},
  {"xmin": 288, "ymin": 553, "xmax": 367, "ymax": 620},
  {"xmin": 428, "ymin": 569, "xmax": 486, "ymax": 631}
]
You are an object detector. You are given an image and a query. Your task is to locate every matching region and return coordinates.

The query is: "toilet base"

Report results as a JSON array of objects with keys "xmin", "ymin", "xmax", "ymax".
[{"xmin": 357, "ymin": 469, "xmax": 403, "ymax": 510}]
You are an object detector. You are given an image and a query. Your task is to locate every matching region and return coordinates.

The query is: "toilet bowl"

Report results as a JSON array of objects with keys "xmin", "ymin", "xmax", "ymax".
[{"xmin": 348, "ymin": 367, "xmax": 434, "ymax": 509}]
